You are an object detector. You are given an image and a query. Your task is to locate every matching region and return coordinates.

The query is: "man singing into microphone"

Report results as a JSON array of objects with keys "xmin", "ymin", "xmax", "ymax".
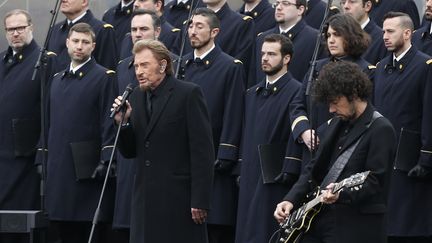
[{"xmin": 112, "ymin": 39, "xmax": 214, "ymax": 243}]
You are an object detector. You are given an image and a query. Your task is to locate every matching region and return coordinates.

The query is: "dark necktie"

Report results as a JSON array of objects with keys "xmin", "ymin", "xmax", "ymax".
[
  {"xmin": 146, "ymin": 91, "xmax": 153, "ymax": 118},
  {"xmin": 194, "ymin": 57, "xmax": 204, "ymax": 65}
]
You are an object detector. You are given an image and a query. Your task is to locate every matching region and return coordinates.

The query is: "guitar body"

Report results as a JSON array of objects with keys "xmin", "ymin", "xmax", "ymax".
[
  {"xmin": 277, "ymin": 172, "xmax": 370, "ymax": 243},
  {"xmin": 282, "ymin": 204, "xmax": 322, "ymax": 243}
]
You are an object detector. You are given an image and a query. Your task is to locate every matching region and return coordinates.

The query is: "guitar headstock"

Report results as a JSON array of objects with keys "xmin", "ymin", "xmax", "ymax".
[{"xmin": 333, "ymin": 171, "xmax": 370, "ymax": 193}]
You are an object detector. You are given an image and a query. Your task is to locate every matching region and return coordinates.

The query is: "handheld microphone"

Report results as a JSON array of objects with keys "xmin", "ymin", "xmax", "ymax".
[{"xmin": 110, "ymin": 83, "xmax": 134, "ymax": 118}]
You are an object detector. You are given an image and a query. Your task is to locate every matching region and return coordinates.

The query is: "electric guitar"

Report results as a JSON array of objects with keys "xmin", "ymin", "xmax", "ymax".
[{"xmin": 278, "ymin": 171, "xmax": 370, "ymax": 243}]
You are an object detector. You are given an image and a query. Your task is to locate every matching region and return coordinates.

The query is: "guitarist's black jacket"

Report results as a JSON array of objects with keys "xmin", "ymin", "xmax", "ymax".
[{"xmin": 283, "ymin": 103, "xmax": 396, "ymax": 243}]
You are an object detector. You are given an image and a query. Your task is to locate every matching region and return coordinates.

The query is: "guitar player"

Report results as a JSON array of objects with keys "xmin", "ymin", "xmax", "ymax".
[{"xmin": 274, "ymin": 61, "xmax": 397, "ymax": 243}]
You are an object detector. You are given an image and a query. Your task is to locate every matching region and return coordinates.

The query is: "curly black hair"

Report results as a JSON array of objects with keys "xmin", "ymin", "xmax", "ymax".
[{"xmin": 313, "ymin": 61, "xmax": 372, "ymax": 103}]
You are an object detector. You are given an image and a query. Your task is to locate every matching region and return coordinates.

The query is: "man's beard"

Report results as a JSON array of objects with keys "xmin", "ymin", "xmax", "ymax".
[
  {"xmin": 263, "ymin": 61, "xmax": 284, "ymax": 76},
  {"xmin": 190, "ymin": 36, "xmax": 211, "ymax": 49}
]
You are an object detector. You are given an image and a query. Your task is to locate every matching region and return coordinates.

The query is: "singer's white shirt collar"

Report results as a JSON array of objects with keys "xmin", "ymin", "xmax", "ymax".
[
  {"xmin": 194, "ymin": 44, "xmax": 215, "ymax": 60},
  {"xmin": 69, "ymin": 57, "xmax": 91, "ymax": 73},
  {"xmin": 68, "ymin": 10, "xmax": 87, "ymax": 25},
  {"xmin": 266, "ymin": 71, "xmax": 287, "ymax": 86},
  {"xmin": 394, "ymin": 44, "xmax": 411, "ymax": 62},
  {"xmin": 121, "ymin": 0, "xmax": 134, "ymax": 8},
  {"xmin": 360, "ymin": 17, "xmax": 370, "ymax": 30}
]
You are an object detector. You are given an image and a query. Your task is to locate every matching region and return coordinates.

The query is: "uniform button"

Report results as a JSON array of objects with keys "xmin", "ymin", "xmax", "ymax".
[
  {"xmin": 145, "ymin": 141, "xmax": 150, "ymax": 148},
  {"xmin": 145, "ymin": 160, "xmax": 151, "ymax": 166},
  {"xmin": 338, "ymin": 146, "xmax": 342, "ymax": 150}
]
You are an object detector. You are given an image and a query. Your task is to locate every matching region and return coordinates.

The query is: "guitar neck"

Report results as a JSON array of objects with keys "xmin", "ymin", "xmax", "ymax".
[{"xmin": 304, "ymin": 181, "xmax": 344, "ymax": 212}]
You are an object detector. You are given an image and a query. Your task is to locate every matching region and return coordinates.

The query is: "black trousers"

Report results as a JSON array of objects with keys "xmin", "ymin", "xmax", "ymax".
[
  {"xmin": 208, "ymin": 224, "xmax": 235, "ymax": 243},
  {"xmin": 51, "ymin": 221, "xmax": 110, "ymax": 243},
  {"xmin": 388, "ymin": 236, "xmax": 432, "ymax": 243}
]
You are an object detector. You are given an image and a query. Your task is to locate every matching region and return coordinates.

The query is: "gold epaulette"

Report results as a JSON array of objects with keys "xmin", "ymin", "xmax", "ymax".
[
  {"xmin": 103, "ymin": 23, "xmax": 114, "ymax": 29},
  {"xmin": 234, "ymin": 59, "xmax": 243, "ymax": 64},
  {"xmin": 426, "ymin": 59, "xmax": 432, "ymax": 65},
  {"xmin": 243, "ymin": 16, "xmax": 253, "ymax": 21},
  {"xmin": 106, "ymin": 70, "xmax": 116, "ymax": 74},
  {"xmin": 368, "ymin": 65, "xmax": 376, "ymax": 69},
  {"xmin": 172, "ymin": 28, "xmax": 181, "ymax": 33}
]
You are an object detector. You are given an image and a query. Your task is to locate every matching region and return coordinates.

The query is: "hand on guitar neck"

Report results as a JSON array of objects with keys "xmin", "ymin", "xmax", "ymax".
[
  {"xmin": 274, "ymin": 183, "xmax": 339, "ymax": 224},
  {"xmin": 320, "ymin": 183, "xmax": 340, "ymax": 204}
]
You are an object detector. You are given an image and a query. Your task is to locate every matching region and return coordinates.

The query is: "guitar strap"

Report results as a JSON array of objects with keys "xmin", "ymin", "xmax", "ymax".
[{"xmin": 320, "ymin": 111, "xmax": 382, "ymax": 188}]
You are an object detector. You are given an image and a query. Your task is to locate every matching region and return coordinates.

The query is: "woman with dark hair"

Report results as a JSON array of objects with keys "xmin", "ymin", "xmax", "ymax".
[{"xmin": 289, "ymin": 14, "xmax": 375, "ymax": 161}]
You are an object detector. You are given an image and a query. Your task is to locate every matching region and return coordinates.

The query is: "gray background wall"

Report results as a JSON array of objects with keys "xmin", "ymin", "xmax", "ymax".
[{"xmin": 0, "ymin": 0, "xmax": 426, "ymax": 51}]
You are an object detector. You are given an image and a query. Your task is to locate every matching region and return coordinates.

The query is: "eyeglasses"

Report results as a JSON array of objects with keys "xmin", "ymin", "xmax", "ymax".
[
  {"xmin": 273, "ymin": 1, "xmax": 298, "ymax": 8},
  {"xmin": 5, "ymin": 25, "xmax": 30, "ymax": 34}
]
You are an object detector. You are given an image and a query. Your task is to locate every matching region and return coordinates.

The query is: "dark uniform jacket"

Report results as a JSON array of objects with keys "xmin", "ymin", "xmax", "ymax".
[
  {"xmin": 238, "ymin": 0, "xmax": 276, "ymax": 35},
  {"xmin": 374, "ymin": 46, "xmax": 432, "ymax": 236},
  {"xmin": 370, "ymin": 0, "xmax": 420, "ymax": 29},
  {"xmin": 112, "ymin": 56, "xmax": 138, "ymax": 229},
  {"xmin": 164, "ymin": 0, "xmax": 205, "ymax": 29},
  {"xmin": 254, "ymin": 20, "xmax": 319, "ymax": 83},
  {"xmin": 48, "ymin": 10, "xmax": 118, "ymax": 73},
  {"xmin": 0, "ymin": 40, "xmax": 44, "ymax": 210},
  {"xmin": 284, "ymin": 103, "xmax": 396, "ymax": 243},
  {"xmin": 36, "ymin": 58, "xmax": 117, "ymax": 221},
  {"xmin": 183, "ymin": 46, "xmax": 245, "ymax": 226},
  {"xmin": 304, "ymin": 0, "xmax": 326, "ymax": 30},
  {"xmin": 102, "ymin": 1, "xmax": 135, "ymax": 53},
  {"xmin": 118, "ymin": 75, "xmax": 214, "ymax": 243},
  {"xmin": 235, "ymin": 72, "xmax": 302, "ymax": 243},
  {"xmin": 215, "ymin": 3, "xmax": 255, "ymax": 74},
  {"xmin": 363, "ymin": 19, "xmax": 387, "ymax": 65},
  {"xmin": 413, "ymin": 22, "xmax": 432, "ymax": 56},
  {"xmin": 290, "ymin": 56, "xmax": 375, "ymax": 141}
]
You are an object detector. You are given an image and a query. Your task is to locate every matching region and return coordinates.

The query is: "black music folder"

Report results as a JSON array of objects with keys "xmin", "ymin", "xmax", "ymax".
[
  {"xmin": 258, "ymin": 143, "xmax": 286, "ymax": 184},
  {"xmin": 70, "ymin": 141, "xmax": 100, "ymax": 180},
  {"xmin": 394, "ymin": 128, "xmax": 421, "ymax": 172}
]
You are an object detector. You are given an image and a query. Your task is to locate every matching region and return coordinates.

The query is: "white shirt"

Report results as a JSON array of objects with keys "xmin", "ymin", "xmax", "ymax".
[
  {"xmin": 68, "ymin": 10, "xmax": 87, "ymax": 25},
  {"xmin": 69, "ymin": 57, "xmax": 92, "ymax": 73},
  {"xmin": 194, "ymin": 44, "xmax": 215, "ymax": 60},
  {"xmin": 121, "ymin": 0, "xmax": 134, "ymax": 8},
  {"xmin": 360, "ymin": 17, "xmax": 370, "ymax": 30},
  {"xmin": 394, "ymin": 44, "xmax": 412, "ymax": 62},
  {"xmin": 266, "ymin": 71, "xmax": 287, "ymax": 86}
]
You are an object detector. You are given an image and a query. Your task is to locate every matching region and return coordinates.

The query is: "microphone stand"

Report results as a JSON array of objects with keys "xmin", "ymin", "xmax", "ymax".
[
  {"xmin": 88, "ymin": 110, "xmax": 126, "ymax": 243},
  {"xmin": 175, "ymin": 0, "xmax": 198, "ymax": 79},
  {"xmin": 304, "ymin": 0, "xmax": 333, "ymax": 159},
  {"xmin": 32, "ymin": 0, "xmax": 61, "ymax": 218}
]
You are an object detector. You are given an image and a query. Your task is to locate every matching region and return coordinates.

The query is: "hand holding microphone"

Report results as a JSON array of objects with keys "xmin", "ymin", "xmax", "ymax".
[{"xmin": 111, "ymin": 83, "xmax": 134, "ymax": 125}]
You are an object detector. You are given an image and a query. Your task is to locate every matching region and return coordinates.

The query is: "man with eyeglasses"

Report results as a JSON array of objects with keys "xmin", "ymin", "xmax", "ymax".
[
  {"xmin": 0, "ymin": 9, "xmax": 54, "ymax": 243},
  {"xmin": 238, "ymin": 0, "xmax": 276, "ymax": 35},
  {"xmin": 341, "ymin": 0, "xmax": 387, "ymax": 65},
  {"xmin": 253, "ymin": 0, "xmax": 319, "ymax": 83}
]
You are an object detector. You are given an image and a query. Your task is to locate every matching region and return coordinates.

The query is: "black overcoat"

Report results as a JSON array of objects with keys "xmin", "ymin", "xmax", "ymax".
[
  {"xmin": 235, "ymin": 73, "xmax": 302, "ymax": 243},
  {"xmin": 285, "ymin": 104, "xmax": 396, "ymax": 243},
  {"xmin": 0, "ymin": 40, "xmax": 42, "ymax": 209},
  {"xmin": 118, "ymin": 75, "xmax": 214, "ymax": 243},
  {"xmin": 374, "ymin": 47, "xmax": 432, "ymax": 236}
]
